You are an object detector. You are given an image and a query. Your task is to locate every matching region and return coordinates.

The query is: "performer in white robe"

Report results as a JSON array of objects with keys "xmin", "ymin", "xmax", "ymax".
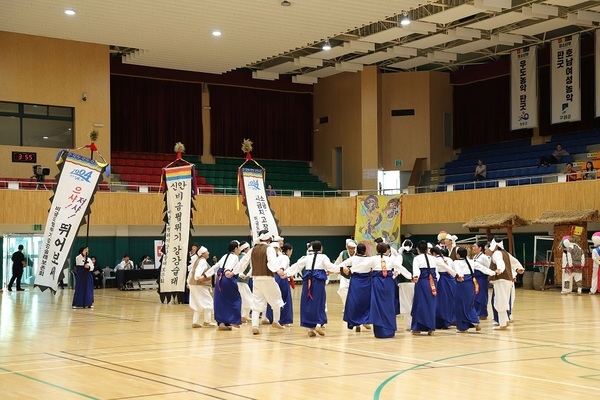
[
  {"xmin": 560, "ymin": 236, "xmax": 585, "ymax": 295},
  {"xmin": 396, "ymin": 240, "xmax": 416, "ymax": 331},
  {"xmin": 486, "ymin": 238, "xmax": 513, "ymax": 330},
  {"xmin": 188, "ymin": 246, "xmax": 215, "ymax": 328},
  {"xmin": 334, "ymin": 239, "xmax": 357, "ymax": 313}
]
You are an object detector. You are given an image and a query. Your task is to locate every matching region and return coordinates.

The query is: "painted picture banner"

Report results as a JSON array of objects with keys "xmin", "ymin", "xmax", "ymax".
[
  {"xmin": 551, "ymin": 34, "xmax": 581, "ymax": 124},
  {"xmin": 511, "ymin": 46, "xmax": 538, "ymax": 130},
  {"xmin": 354, "ymin": 195, "xmax": 401, "ymax": 255},
  {"xmin": 160, "ymin": 165, "xmax": 194, "ymax": 293},
  {"xmin": 596, "ymin": 29, "xmax": 600, "ymax": 118},
  {"xmin": 34, "ymin": 151, "xmax": 104, "ymax": 292},
  {"xmin": 239, "ymin": 167, "xmax": 279, "ymax": 244}
]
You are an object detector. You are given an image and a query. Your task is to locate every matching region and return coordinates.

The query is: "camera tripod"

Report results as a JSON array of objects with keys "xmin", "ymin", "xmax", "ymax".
[{"xmin": 30, "ymin": 174, "xmax": 47, "ymax": 190}]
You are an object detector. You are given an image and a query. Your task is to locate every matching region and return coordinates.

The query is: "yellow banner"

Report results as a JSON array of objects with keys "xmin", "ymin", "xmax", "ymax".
[{"xmin": 354, "ymin": 195, "xmax": 401, "ymax": 255}]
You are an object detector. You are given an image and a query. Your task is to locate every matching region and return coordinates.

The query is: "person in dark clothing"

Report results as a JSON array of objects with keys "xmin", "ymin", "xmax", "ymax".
[{"xmin": 8, "ymin": 244, "xmax": 26, "ymax": 291}]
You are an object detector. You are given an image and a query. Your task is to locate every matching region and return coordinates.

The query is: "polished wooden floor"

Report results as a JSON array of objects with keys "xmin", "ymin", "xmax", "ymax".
[{"xmin": 1, "ymin": 283, "xmax": 599, "ymax": 400}]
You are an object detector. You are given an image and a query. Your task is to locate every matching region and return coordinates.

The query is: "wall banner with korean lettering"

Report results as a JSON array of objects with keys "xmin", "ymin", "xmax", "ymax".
[
  {"xmin": 238, "ymin": 167, "xmax": 280, "ymax": 244},
  {"xmin": 510, "ymin": 46, "xmax": 538, "ymax": 130},
  {"xmin": 596, "ymin": 29, "xmax": 600, "ymax": 118},
  {"xmin": 34, "ymin": 151, "xmax": 105, "ymax": 292},
  {"xmin": 354, "ymin": 195, "xmax": 401, "ymax": 256},
  {"xmin": 160, "ymin": 165, "xmax": 195, "ymax": 293},
  {"xmin": 551, "ymin": 34, "xmax": 581, "ymax": 124}
]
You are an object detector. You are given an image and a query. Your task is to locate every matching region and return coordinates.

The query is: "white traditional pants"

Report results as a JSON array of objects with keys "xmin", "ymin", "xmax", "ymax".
[
  {"xmin": 238, "ymin": 281, "xmax": 254, "ymax": 319},
  {"xmin": 492, "ymin": 279, "xmax": 512, "ymax": 328},
  {"xmin": 398, "ymin": 282, "xmax": 415, "ymax": 331},
  {"xmin": 562, "ymin": 270, "xmax": 583, "ymax": 293},
  {"xmin": 337, "ymin": 276, "xmax": 350, "ymax": 310},
  {"xmin": 251, "ymin": 277, "xmax": 285, "ymax": 328},
  {"xmin": 590, "ymin": 264, "xmax": 598, "ymax": 294},
  {"xmin": 189, "ymin": 285, "xmax": 213, "ymax": 324}
]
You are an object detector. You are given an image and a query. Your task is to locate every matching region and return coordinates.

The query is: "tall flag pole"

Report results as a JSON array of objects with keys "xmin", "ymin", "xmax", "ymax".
[
  {"xmin": 237, "ymin": 139, "xmax": 280, "ymax": 243},
  {"xmin": 34, "ymin": 130, "xmax": 108, "ymax": 293},
  {"xmin": 158, "ymin": 142, "xmax": 196, "ymax": 304}
]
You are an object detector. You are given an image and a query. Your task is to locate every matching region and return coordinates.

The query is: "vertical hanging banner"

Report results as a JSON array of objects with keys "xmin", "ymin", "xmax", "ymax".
[
  {"xmin": 354, "ymin": 195, "xmax": 401, "ymax": 255},
  {"xmin": 34, "ymin": 152, "xmax": 105, "ymax": 292},
  {"xmin": 551, "ymin": 34, "xmax": 581, "ymax": 124},
  {"xmin": 160, "ymin": 165, "xmax": 194, "ymax": 293},
  {"xmin": 511, "ymin": 46, "xmax": 538, "ymax": 130},
  {"xmin": 596, "ymin": 29, "xmax": 600, "ymax": 118},
  {"xmin": 239, "ymin": 167, "xmax": 279, "ymax": 243}
]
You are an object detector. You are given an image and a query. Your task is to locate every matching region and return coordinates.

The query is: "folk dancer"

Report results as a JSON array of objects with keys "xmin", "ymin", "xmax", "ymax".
[
  {"xmin": 72, "ymin": 246, "xmax": 95, "ymax": 309},
  {"xmin": 236, "ymin": 242, "xmax": 253, "ymax": 323},
  {"xmin": 397, "ymin": 240, "xmax": 416, "ymax": 331},
  {"xmin": 371, "ymin": 242, "xmax": 404, "ymax": 338},
  {"xmin": 265, "ymin": 242, "xmax": 294, "ymax": 326},
  {"xmin": 430, "ymin": 246, "xmax": 456, "ymax": 329},
  {"xmin": 561, "ymin": 236, "xmax": 585, "ymax": 295},
  {"xmin": 286, "ymin": 240, "xmax": 339, "ymax": 337},
  {"xmin": 237, "ymin": 231, "xmax": 286, "ymax": 335},
  {"xmin": 486, "ymin": 238, "xmax": 513, "ymax": 330},
  {"xmin": 204, "ymin": 240, "xmax": 243, "ymax": 330},
  {"xmin": 338, "ymin": 243, "xmax": 374, "ymax": 332},
  {"xmin": 188, "ymin": 246, "xmax": 216, "ymax": 328},
  {"xmin": 453, "ymin": 247, "xmax": 495, "ymax": 332},
  {"xmin": 334, "ymin": 239, "xmax": 358, "ymax": 313},
  {"xmin": 411, "ymin": 240, "xmax": 458, "ymax": 335},
  {"xmin": 591, "ymin": 232, "xmax": 600, "ymax": 295},
  {"xmin": 443, "ymin": 234, "xmax": 459, "ymax": 261},
  {"xmin": 472, "ymin": 241, "xmax": 491, "ymax": 320}
]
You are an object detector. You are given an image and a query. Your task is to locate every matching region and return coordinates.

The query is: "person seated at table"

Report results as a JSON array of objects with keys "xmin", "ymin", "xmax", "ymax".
[
  {"xmin": 540, "ymin": 143, "xmax": 569, "ymax": 166},
  {"xmin": 115, "ymin": 254, "xmax": 134, "ymax": 271},
  {"xmin": 139, "ymin": 255, "xmax": 153, "ymax": 269}
]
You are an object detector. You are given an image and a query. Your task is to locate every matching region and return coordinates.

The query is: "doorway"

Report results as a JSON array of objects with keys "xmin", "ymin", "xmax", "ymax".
[{"xmin": 2, "ymin": 234, "xmax": 43, "ymax": 289}]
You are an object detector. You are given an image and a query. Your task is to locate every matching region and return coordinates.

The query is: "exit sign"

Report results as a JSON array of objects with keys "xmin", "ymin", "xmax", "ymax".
[
  {"xmin": 33, "ymin": 224, "xmax": 42, "ymax": 231},
  {"xmin": 395, "ymin": 159, "xmax": 403, "ymax": 167}
]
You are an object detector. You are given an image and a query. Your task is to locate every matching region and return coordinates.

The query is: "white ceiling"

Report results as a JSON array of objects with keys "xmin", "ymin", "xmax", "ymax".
[{"xmin": 0, "ymin": 0, "xmax": 599, "ymax": 83}]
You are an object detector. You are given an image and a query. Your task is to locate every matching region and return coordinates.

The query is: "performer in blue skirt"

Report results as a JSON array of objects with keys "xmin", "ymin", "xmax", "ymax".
[
  {"xmin": 205, "ymin": 240, "xmax": 242, "ymax": 330},
  {"xmin": 471, "ymin": 241, "xmax": 491, "ymax": 319},
  {"xmin": 430, "ymin": 246, "xmax": 456, "ymax": 329},
  {"xmin": 453, "ymin": 247, "xmax": 495, "ymax": 332},
  {"xmin": 72, "ymin": 246, "xmax": 94, "ymax": 309},
  {"xmin": 370, "ymin": 243, "xmax": 400, "ymax": 338},
  {"xmin": 339, "ymin": 243, "xmax": 373, "ymax": 332},
  {"xmin": 266, "ymin": 242, "xmax": 294, "ymax": 325},
  {"xmin": 287, "ymin": 241, "xmax": 339, "ymax": 337},
  {"xmin": 411, "ymin": 241, "xmax": 457, "ymax": 335}
]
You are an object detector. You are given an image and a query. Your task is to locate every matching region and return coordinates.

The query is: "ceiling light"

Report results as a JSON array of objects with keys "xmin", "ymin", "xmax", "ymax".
[
  {"xmin": 43, "ymin": 136, "xmax": 49, "ymax": 139},
  {"xmin": 400, "ymin": 14, "xmax": 411, "ymax": 26},
  {"xmin": 212, "ymin": 30, "xmax": 222, "ymax": 37},
  {"xmin": 322, "ymin": 40, "xmax": 331, "ymax": 51},
  {"xmin": 64, "ymin": 9, "xmax": 76, "ymax": 16},
  {"xmin": 281, "ymin": 0, "xmax": 292, "ymax": 6}
]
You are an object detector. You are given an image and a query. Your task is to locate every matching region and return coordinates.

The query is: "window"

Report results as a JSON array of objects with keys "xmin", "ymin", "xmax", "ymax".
[{"xmin": 0, "ymin": 101, "xmax": 74, "ymax": 149}]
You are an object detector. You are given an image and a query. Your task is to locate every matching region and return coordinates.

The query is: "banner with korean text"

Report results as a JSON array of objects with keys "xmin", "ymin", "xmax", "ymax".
[
  {"xmin": 354, "ymin": 195, "xmax": 401, "ymax": 255},
  {"xmin": 596, "ymin": 29, "xmax": 600, "ymax": 118},
  {"xmin": 551, "ymin": 34, "xmax": 581, "ymax": 124},
  {"xmin": 160, "ymin": 165, "xmax": 194, "ymax": 293},
  {"xmin": 34, "ymin": 152, "xmax": 104, "ymax": 292},
  {"xmin": 239, "ymin": 167, "xmax": 279, "ymax": 243},
  {"xmin": 511, "ymin": 46, "xmax": 538, "ymax": 130}
]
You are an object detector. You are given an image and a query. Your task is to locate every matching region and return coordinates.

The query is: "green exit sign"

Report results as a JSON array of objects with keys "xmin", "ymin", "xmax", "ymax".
[
  {"xmin": 33, "ymin": 224, "xmax": 42, "ymax": 231},
  {"xmin": 395, "ymin": 159, "xmax": 403, "ymax": 167}
]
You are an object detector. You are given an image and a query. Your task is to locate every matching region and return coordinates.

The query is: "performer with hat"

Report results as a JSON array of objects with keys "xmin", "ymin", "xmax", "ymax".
[
  {"xmin": 486, "ymin": 238, "xmax": 513, "ymax": 330},
  {"xmin": 560, "ymin": 236, "xmax": 585, "ymax": 295},
  {"xmin": 443, "ymin": 233, "xmax": 459, "ymax": 260},
  {"xmin": 237, "ymin": 230, "xmax": 286, "ymax": 335},
  {"xmin": 397, "ymin": 240, "xmax": 416, "ymax": 331},
  {"xmin": 188, "ymin": 246, "xmax": 216, "ymax": 328},
  {"xmin": 591, "ymin": 232, "xmax": 600, "ymax": 295}
]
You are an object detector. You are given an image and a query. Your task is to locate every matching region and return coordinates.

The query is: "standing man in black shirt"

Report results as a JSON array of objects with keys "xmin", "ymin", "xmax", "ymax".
[{"xmin": 8, "ymin": 244, "xmax": 26, "ymax": 291}]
